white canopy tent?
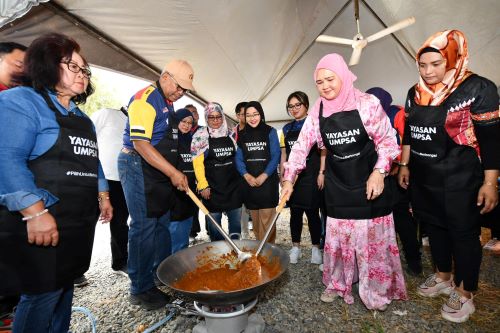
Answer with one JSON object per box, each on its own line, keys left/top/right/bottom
{"left": 1, "top": 0, "right": 499, "bottom": 126}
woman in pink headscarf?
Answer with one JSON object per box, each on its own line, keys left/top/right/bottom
{"left": 281, "top": 53, "right": 407, "bottom": 311}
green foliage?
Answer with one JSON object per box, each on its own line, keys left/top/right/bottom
{"left": 79, "top": 71, "right": 122, "bottom": 117}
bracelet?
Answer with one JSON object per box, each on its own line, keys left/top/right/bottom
{"left": 98, "top": 196, "right": 110, "bottom": 202}
{"left": 483, "top": 181, "right": 499, "bottom": 189}
{"left": 22, "top": 208, "right": 49, "bottom": 221}
{"left": 318, "top": 170, "right": 325, "bottom": 175}
{"left": 398, "top": 162, "right": 409, "bottom": 167}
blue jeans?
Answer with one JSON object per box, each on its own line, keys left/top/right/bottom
{"left": 13, "top": 287, "right": 73, "bottom": 333}
{"left": 206, "top": 207, "right": 242, "bottom": 241}
{"left": 118, "top": 151, "right": 171, "bottom": 295}
{"left": 168, "top": 217, "right": 193, "bottom": 253}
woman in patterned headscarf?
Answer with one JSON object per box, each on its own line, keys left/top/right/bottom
{"left": 281, "top": 53, "right": 407, "bottom": 311}
{"left": 398, "top": 30, "right": 500, "bottom": 323}
{"left": 191, "top": 102, "right": 242, "bottom": 241}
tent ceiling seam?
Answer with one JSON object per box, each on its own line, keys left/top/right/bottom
{"left": 258, "top": 0, "right": 352, "bottom": 103}
{"left": 45, "top": 1, "right": 207, "bottom": 105}
{"left": 360, "top": 0, "right": 416, "bottom": 59}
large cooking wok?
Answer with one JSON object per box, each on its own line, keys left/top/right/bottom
{"left": 157, "top": 239, "right": 289, "bottom": 305}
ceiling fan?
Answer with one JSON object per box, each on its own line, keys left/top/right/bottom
{"left": 316, "top": 0, "right": 415, "bottom": 66}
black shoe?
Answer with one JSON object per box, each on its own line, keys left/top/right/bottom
{"left": 74, "top": 275, "right": 89, "bottom": 287}
{"left": 112, "top": 265, "right": 128, "bottom": 277}
{"left": 405, "top": 261, "right": 423, "bottom": 277}
{"left": 129, "top": 287, "right": 169, "bottom": 310}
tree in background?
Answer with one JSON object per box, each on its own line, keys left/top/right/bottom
{"left": 80, "top": 70, "right": 122, "bottom": 117}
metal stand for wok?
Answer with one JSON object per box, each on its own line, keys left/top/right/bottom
{"left": 192, "top": 298, "right": 264, "bottom": 333}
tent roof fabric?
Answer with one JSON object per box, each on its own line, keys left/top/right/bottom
{"left": 1, "top": 0, "right": 498, "bottom": 126}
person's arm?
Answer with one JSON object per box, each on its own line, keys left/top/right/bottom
{"left": 359, "top": 95, "right": 399, "bottom": 200}
{"left": 317, "top": 148, "right": 326, "bottom": 190}
{"left": 128, "top": 98, "right": 187, "bottom": 190}
{"left": 470, "top": 78, "right": 500, "bottom": 214}
{"left": 134, "top": 140, "right": 186, "bottom": 189}
{"left": 398, "top": 145, "right": 411, "bottom": 189}
{"left": 263, "top": 128, "right": 281, "bottom": 177}
{"left": 0, "top": 95, "right": 59, "bottom": 212}
{"left": 235, "top": 140, "right": 258, "bottom": 186}
{"left": 279, "top": 131, "right": 287, "bottom": 182}
{"left": 281, "top": 115, "right": 320, "bottom": 200}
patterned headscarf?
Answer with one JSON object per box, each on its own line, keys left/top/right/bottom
{"left": 309, "top": 53, "right": 361, "bottom": 118}
{"left": 414, "top": 30, "right": 473, "bottom": 106}
{"left": 190, "top": 102, "right": 234, "bottom": 157}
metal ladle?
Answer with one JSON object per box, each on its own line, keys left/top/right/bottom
{"left": 187, "top": 189, "right": 252, "bottom": 262}
{"left": 254, "top": 196, "right": 288, "bottom": 257}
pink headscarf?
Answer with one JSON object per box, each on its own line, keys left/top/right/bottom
{"left": 309, "top": 53, "right": 361, "bottom": 118}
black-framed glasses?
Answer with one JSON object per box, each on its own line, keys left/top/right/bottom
{"left": 207, "top": 115, "right": 223, "bottom": 121}
{"left": 246, "top": 113, "right": 260, "bottom": 119}
{"left": 61, "top": 61, "right": 91, "bottom": 79}
{"left": 166, "top": 71, "right": 190, "bottom": 94}
{"left": 287, "top": 102, "right": 302, "bottom": 110}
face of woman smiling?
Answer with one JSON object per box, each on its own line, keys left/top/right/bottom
{"left": 56, "top": 51, "right": 89, "bottom": 98}
{"left": 315, "top": 68, "right": 342, "bottom": 100}
{"left": 245, "top": 107, "right": 261, "bottom": 128}
{"left": 287, "top": 97, "right": 307, "bottom": 120}
{"left": 178, "top": 116, "right": 193, "bottom": 134}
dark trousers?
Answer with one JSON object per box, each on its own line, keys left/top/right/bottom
{"left": 108, "top": 180, "right": 129, "bottom": 270}
{"left": 426, "top": 221, "right": 482, "bottom": 291}
{"left": 393, "top": 185, "right": 421, "bottom": 265}
{"left": 290, "top": 207, "right": 322, "bottom": 245}
{"left": 190, "top": 208, "right": 200, "bottom": 237}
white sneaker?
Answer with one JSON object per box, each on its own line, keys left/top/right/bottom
{"left": 289, "top": 246, "right": 301, "bottom": 264}
{"left": 311, "top": 247, "right": 323, "bottom": 264}
{"left": 441, "top": 291, "right": 475, "bottom": 323}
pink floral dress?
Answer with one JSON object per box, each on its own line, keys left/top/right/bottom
{"left": 283, "top": 93, "right": 408, "bottom": 309}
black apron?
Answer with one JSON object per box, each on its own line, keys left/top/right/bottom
{"left": 141, "top": 83, "right": 178, "bottom": 218}
{"left": 406, "top": 89, "right": 482, "bottom": 228}
{"left": 0, "top": 92, "right": 99, "bottom": 295}
{"left": 284, "top": 121, "right": 321, "bottom": 209}
{"left": 319, "top": 103, "right": 395, "bottom": 219}
{"left": 170, "top": 137, "right": 197, "bottom": 221}
{"left": 238, "top": 125, "right": 279, "bottom": 210}
{"left": 203, "top": 129, "right": 242, "bottom": 212}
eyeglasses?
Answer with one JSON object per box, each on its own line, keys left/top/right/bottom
{"left": 61, "top": 61, "right": 91, "bottom": 79}
{"left": 246, "top": 113, "right": 260, "bottom": 119}
{"left": 166, "top": 72, "right": 190, "bottom": 95}
{"left": 207, "top": 115, "right": 223, "bottom": 121}
{"left": 287, "top": 102, "right": 303, "bottom": 110}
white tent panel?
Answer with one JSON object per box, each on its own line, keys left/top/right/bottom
{"left": 1, "top": 0, "right": 498, "bottom": 125}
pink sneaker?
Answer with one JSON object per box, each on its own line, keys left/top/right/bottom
{"left": 417, "top": 274, "right": 453, "bottom": 297}
{"left": 441, "top": 291, "right": 475, "bottom": 323}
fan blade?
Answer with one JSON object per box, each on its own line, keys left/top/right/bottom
{"left": 316, "top": 35, "right": 353, "bottom": 46}
{"left": 349, "top": 46, "right": 363, "bottom": 66}
{"left": 365, "top": 17, "right": 416, "bottom": 43}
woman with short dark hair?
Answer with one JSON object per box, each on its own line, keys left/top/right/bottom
{"left": 0, "top": 33, "right": 112, "bottom": 333}
{"left": 280, "top": 91, "right": 324, "bottom": 265}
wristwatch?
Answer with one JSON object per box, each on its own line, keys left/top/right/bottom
{"left": 376, "top": 168, "right": 386, "bottom": 175}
